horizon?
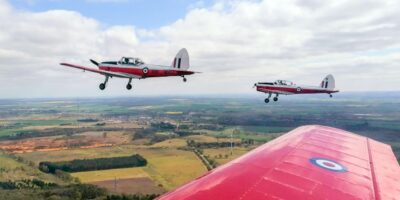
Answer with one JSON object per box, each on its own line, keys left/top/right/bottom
{"left": 1, "top": 90, "right": 400, "bottom": 100}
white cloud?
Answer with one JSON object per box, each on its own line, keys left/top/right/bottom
{"left": 0, "top": 0, "right": 400, "bottom": 98}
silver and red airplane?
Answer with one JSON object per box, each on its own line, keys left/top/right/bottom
{"left": 61, "top": 48, "right": 197, "bottom": 90}
{"left": 254, "top": 74, "right": 339, "bottom": 103}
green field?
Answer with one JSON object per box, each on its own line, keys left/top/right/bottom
{"left": 0, "top": 152, "right": 64, "bottom": 184}
{"left": 20, "top": 144, "right": 207, "bottom": 190}
{"left": 0, "top": 119, "right": 76, "bottom": 137}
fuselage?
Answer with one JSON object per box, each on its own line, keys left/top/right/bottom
{"left": 255, "top": 82, "right": 339, "bottom": 95}
{"left": 98, "top": 63, "right": 194, "bottom": 78}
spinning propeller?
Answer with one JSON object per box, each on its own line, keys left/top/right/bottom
{"left": 90, "top": 59, "right": 99, "bottom": 66}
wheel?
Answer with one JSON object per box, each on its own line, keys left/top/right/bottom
{"left": 99, "top": 83, "right": 106, "bottom": 90}
{"left": 183, "top": 77, "right": 187, "bottom": 82}
{"left": 126, "top": 84, "right": 132, "bottom": 90}
{"left": 296, "top": 87, "right": 302, "bottom": 92}
{"left": 329, "top": 94, "right": 333, "bottom": 98}
{"left": 273, "top": 97, "right": 278, "bottom": 102}
{"left": 264, "top": 98, "right": 270, "bottom": 103}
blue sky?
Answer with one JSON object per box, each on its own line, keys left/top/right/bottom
{"left": 11, "top": 0, "right": 215, "bottom": 29}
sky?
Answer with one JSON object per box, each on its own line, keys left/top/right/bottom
{"left": 0, "top": 0, "right": 400, "bottom": 98}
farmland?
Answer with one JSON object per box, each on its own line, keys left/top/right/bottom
{"left": 0, "top": 93, "right": 400, "bottom": 198}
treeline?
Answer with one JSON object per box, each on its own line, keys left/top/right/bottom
{"left": 151, "top": 122, "right": 176, "bottom": 130}
{"left": 134, "top": 122, "right": 200, "bottom": 144}
{"left": 187, "top": 140, "right": 242, "bottom": 149}
{"left": 106, "top": 194, "right": 159, "bottom": 200}
{"left": 77, "top": 118, "right": 99, "bottom": 122}
{"left": 0, "top": 179, "right": 57, "bottom": 190}
{"left": 0, "top": 127, "right": 124, "bottom": 141}
{"left": 0, "top": 181, "right": 159, "bottom": 200}
{"left": 39, "top": 154, "right": 147, "bottom": 173}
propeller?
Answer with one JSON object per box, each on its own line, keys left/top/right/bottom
{"left": 90, "top": 59, "right": 99, "bottom": 66}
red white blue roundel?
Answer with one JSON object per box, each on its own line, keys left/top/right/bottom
{"left": 310, "top": 158, "right": 347, "bottom": 172}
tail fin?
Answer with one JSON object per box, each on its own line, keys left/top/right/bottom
{"left": 171, "top": 48, "right": 189, "bottom": 70}
{"left": 320, "top": 74, "right": 335, "bottom": 90}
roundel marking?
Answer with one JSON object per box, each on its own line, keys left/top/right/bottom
{"left": 310, "top": 157, "right": 347, "bottom": 173}
{"left": 142, "top": 67, "right": 149, "bottom": 74}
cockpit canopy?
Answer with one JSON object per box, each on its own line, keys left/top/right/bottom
{"left": 274, "top": 80, "right": 294, "bottom": 86}
{"left": 119, "top": 57, "right": 144, "bottom": 65}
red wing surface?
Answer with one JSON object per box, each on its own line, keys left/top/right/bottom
{"left": 158, "top": 125, "right": 400, "bottom": 200}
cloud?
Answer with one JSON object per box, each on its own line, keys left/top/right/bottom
{"left": 0, "top": 0, "right": 400, "bottom": 98}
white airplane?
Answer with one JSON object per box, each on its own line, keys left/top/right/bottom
{"left": 254, "top": 74, "right": 339, "bottom": 103}
{"left": 61, "top": 48, "right": 198, "bottom": 90}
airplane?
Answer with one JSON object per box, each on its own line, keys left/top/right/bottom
{"left": 60, "top": 48, "right": 197, "bottom": 91}
{"left": 157, "top": 125, "right": 400, "bottom": 200}
{"left": 254, "top": 74, "right": 339, "bottom": 103}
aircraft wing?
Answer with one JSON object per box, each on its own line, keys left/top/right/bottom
{"left": 257, "top": 88, "right": 294, "bottom": 95}
{"left": 60, "top": 63, "right": 141, "bottom": 79}
{"left": 158, "top": 125, "right": 400, "bottom": 200}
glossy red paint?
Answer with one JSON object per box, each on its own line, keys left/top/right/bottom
{"left": 158, "top": 125, "right": 400, "bottom": 200}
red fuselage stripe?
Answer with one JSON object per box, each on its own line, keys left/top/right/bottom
{"left": 99, "top": 66, "right": 194, "bottom": 78}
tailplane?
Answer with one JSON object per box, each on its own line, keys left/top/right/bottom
{"left": 171, "top": 48, "right": 190, "bottom": 70}
{"left": 320, "top": 74, "right": 335, "bottom": 90}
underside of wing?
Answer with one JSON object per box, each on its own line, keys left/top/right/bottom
{"left": 158, "top": 125, "right": 400, "bottom": 200}
{"left": 258, "top": 88, "right": 293, "bottom": 95}
{"left": 60, "top": 63, "right": 141, "bottom": 79}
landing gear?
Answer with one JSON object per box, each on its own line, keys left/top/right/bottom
{"left": 99, "top": 83, "right": 106, "bottom": 90}
{"left": 264, "top": 93, "right": 272, "bottom": 104}
{"left": 183, "top": 76, "right": 187, "bottom": 82}
{"left": 273, "top": 94, "right": 279, "bottom": 102}
{"left": 126, "top": 84, "right": 132, "bottom": 90}
{"left": 265, "top": 93, "right": 279, "bottom": 103}
{"left": 329, "top": 94, "right": 333, "bottom": 98}
{"left": 126, "top": 78, "right": 133, "bottom": 90}
{"left": 99, "top": 76, "right": 109, "bottom": 90}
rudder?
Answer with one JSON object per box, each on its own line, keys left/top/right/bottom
{"left": 320, "top": 74, "right": 335, "bottom": 90}
{"left": 171, "top": 48, "right": 190, "bottom": 70}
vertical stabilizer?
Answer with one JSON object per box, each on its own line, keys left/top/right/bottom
{"left": 320, "top": 74, "right": 335, "bottom": 90}
{"left": 171, "top": 48, "right": 190, "bottom": 70}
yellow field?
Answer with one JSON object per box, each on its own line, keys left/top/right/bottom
{"left": 20, "top": 145, "right": 207, "bottom": 190}
{"left": 72, "top": 167, "right": 148, "bottom": 183}
{"left": 184, "top": 135, "right": 241, "bottom": 143}
{"left": 136, "top": 148, "right": 207, "bottom": 190}
{"left": 165, "top": 112, "right": 183, "bottom": 115}
{"left": 151, "top": 138, "right": 187, "bottom": 148}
